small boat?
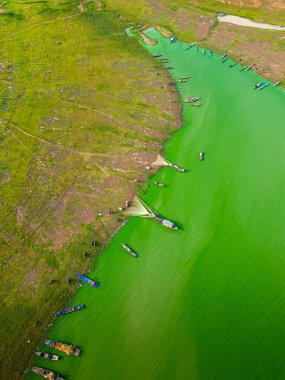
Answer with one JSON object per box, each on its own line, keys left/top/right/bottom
{"left": 121, "top": 243, "right": 139, "bottom": 258}
{"left": 177, "top": 79, "right": 187, "bottom": 83}
{"left": 220, "top": 53, "right": 227, "bottom": 60}
{"left": 180, "top": 76, "right": 191, "bottom": 79}
{"left": 229, "top": 63, "right": 236, "bottom": 68}
{"left": 165, "top": 66, "right": 173, "bottom": 69}
{"left": 35, "top": 352, "right": 59, "bottom": 360}
{"left": 184, "top": 97, "right": 200, "bottom": 103}
{"left": 273, "top": 81, "right": 281, "bottom": 87}
{"left": 186, "top": 44, "right": 193, "bottom": 50}
{"left": 257, "top": 83, "right": 270, "bottom": 90}
{"left": 170, "top": 37, "right": 177, "bottom": 43}
{"left": 195, "top": 46, "right": 198, "bottom": 52}
{"left": 154, "top": 181, "right": 166, "bottom": 187}
{"left": 149, "top": 213, "right": 178, "bottom": 230}
{"left": 76, "top": 273, "right": 99, "bottom": 288}
{"left": 44, "top": 340, "right": 80, "bottom": 356}
{"left": 244, "top": 65, "right": 252, "bottom": 71}
{"left": 178, "top": 41, "right": 182, "bottom": 46}
{"left": 221, "top": 57, "right": 228, "bottom": 63}
{"left": 190, "top": 103, "right": 202, "bottom": 107}
{"left": 55, "top": 305, "right": 84, "bottom": 317}
{"left": 240, "top": 67, "right": 246, "bottom": 71}
{"left": 202, "top": 49, "right": 205, "bottom": 55}
{"left": 153, "top": 54, "right": 162, "bottom": 58}
{"left": 209, "top": 50, "right": 213, "bottom": 57}
{"left": 254, "top": 82, "right": 263, "bottom": 89}
{"left": 199, "top": 152, "right": 204, "bottom": 161}
{"left": 32, "top": 367, "right": 64, "bottom": 380}
{"left": 159, "top": 58, "right": 168, "bottom": 63}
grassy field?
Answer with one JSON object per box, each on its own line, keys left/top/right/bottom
{"left": 0, "top": 2, "right": 179, "bottom": 378}
{"left": 0, "top": 0, "right": 284, "bottom": 378}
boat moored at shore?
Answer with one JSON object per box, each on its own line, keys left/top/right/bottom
{"left": 154, "top": 181, "right": 166, "bottom": 187}
{"left": 199, "top": 152, "right": 204, "bottom": 160}
{"left": 55, "top": 305, "right": 84, "bottom": 317}
{"left": 35, "top": 352, "right": 59, "bottom": 360}
{"left": 149, "top": 213, "right": 178, "bottom": 230}
{"left": 44, "top": 340, "right": 80, "bottom": 356}
{"left": 32, "top": 367, "right": 65, "bottom": 380}
{"left": 184, "top": 97, "right": 200, "bottom": 103}
{"left": 76, "top": 273, "right": 99, "bottom": 287}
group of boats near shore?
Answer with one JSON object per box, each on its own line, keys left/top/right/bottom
{"left": 169, "top": 36, "right": 282, "bottom": 90}
{"left": 30, "top": 30, "right": 279, "bottom": 379}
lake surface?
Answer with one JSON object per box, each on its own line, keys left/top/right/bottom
{"left": 26, "top": 29, "right": 285, "bottom": 380}
{"left": 218, "top": 14, "right": 285, "bottom": 31}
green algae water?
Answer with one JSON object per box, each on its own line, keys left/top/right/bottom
{"left": 27, "top": 29, "right": 285, "bottom": 380}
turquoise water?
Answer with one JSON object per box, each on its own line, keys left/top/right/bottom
{"left": 27, "top": 30, "right": 285, "bottom": 380}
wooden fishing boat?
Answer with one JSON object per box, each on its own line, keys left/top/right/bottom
{"left": 149, "top": 213, "right": 178, "bottom": 230}
{"left": 184, "top": 97, "right": 200, "bottom": 103}
{"left": 273, "top": 81, "right": 281, "bottom": 87}
{"left": 55, "top": 305, "right": 84, "bottom": 317}
{"left": 44, "top": 340, "right": 80, "bottom": 356}
{"left": 35, "top": 352, "right": 59, "bottom": 360}
{"left": 154, "top": 181, "right": 166, "bottom": 187}
{"left": 76, "top": 273, "right": 99, "bottom": 287}
{"left": 31, "top": 367, "right": 65, "bottom": 380}
{"left": 121, "top": 244, "right": 139, "bottom": 258}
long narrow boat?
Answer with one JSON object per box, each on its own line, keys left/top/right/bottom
{"left": 229, "top": 63, "right": 236, "bottom": 68}
{"left": 121, "top": 243, "right": 139, "bottom": 258}
{"left": 257, "top": 83, "right": 270, "bottom": 90}
{"left": 76, "top": 273, "right": 99, "bottom": 287}
{"left": 273, "top": 81, "right": 281, "bottom": 87}
{"left": 44, "top": 340, "right": 80, "bottom": 356}
{"left": 209, "top": 50, "right": 213, "bottom": 56}
{"left": 199, "top": 152, "right": 204, "bottom": 161}
{"left": 32, "top": 367, "right": 65, "bottom": 380}
{"left": 35, "top": 352, "right": 59, "bottom": 360}
{"left": 220, "top": 53, "right": 227, "bottom": 60}
{"left": 170, "top": 37, "right": 177, "bottom": 43}
{"left": 184, "top": 97, "right": 200, "bottom": 103}
{"left": 55, "top": 305, "right": 84, "bottom": 317}
{"left": 185, "top": 44, "right": 193, "bottom": 50}
{"left": 149, "top": 213, "right": 179, "bottom": 230}
{"left": 154, "top": 181, "right": 166, "bottom": 187}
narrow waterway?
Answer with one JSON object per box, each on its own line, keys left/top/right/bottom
{"left": 27, "top": 29, "right": 285, "bottom": 380}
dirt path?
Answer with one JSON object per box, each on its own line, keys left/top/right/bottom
{"left": 7, "top": 122, "right": 110, "bottom": 176}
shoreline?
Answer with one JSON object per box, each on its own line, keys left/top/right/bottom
{"left": 26, "top": 26, "right": 285, "bottom": 380}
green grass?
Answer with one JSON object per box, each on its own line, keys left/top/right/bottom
{"left": 0, "top": 2, "right": 178, "bottom": 378}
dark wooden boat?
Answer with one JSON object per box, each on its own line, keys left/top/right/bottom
{"left": 35, "top": 352, "right": 59, "bottom": 360}
{"left": 31, "top": 367, "right": 65, "bottom": 380}
{"left": 44, "top": 340, "right": 80, "bottom": 356}
{"left": 55, "top": 305, "right": 84, "bottom": 317}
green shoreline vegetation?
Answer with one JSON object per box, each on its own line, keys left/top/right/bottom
{"left": 26, "top": 28, "right": 285, "bottom": 380}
